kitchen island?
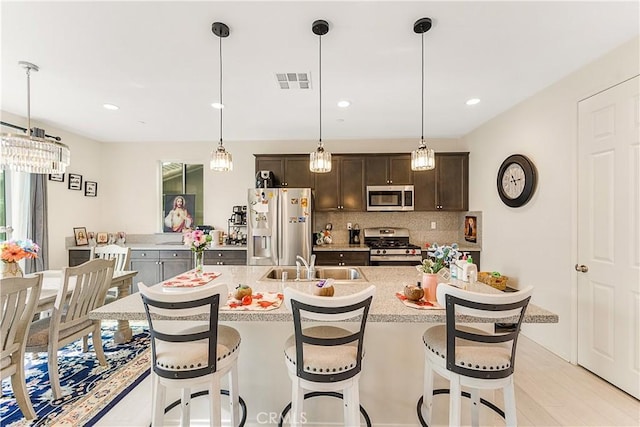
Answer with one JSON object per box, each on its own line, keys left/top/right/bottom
{"left": 91, "top": 265, "right": 557, "bottom": 426}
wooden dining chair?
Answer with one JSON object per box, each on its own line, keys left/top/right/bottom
{"left": 1, "top": 274, "right": 43, "bottom": 420}
{"left": 91, "top": 244, "right": 131, "bottom": 271}
{"left": 24, "top": 258, "right": 115, "bottom": 399}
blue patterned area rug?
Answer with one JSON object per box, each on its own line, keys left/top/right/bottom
{"left": 1, "top": 324, "right": 150, "bottom": 426}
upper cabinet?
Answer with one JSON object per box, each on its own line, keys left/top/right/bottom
{"left": 414, "top": 152, "right": 469, "bottom": 211}
{"left": 314, "top": 155, "right": 365, "bottom": 212}
{"left": 254, "top": 155, "right": 313, "bottom": 188}
{"left": 365, "top": 154, "right": 413, "bottom": 186}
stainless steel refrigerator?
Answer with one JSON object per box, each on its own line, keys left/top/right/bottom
{"left": 247, "top": 188, "right": 312, "bottom": 266}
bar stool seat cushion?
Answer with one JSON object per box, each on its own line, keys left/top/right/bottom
{"left": 423, "top": 325, "right": 511, "bottom": 372}
{"left": 155, "top": 325, "right": 240, "bottom": 372}
{"left": 284, "top": 326, "right": 360, "bottom": 374}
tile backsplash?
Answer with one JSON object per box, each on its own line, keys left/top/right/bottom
{"left": 314, "top": 211, "right": 482, "bottom": 250}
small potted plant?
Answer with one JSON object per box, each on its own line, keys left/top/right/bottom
{"left": 416, "top": 243, "right": 459, "bottom": 300}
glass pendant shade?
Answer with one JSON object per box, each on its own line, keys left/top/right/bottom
{"left": 1, "top": 133, "right": 70, "bottom": 174}
{"left": 1, "top": 61, "right": 71, "bottom": 174}
{"left": 210, "top": 142, "right": 233, "bottom": 171}
{"left": 411, "top": 140, "right": 435, "bottom": 171}
{"left": 309, "top": 143, "right": 332, "bottom": 173}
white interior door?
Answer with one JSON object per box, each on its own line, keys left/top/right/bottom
{"left": 577, "top": 76, "right": 640, "bottom": 399}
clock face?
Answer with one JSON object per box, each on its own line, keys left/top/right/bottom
{"left": 501, "top": 163, "right": 526, "bottom": 199}
{"left": 497, "top": 154, "right": 537, "bottom": 207}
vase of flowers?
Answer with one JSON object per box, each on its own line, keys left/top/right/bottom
{"left": 416, "top": 243, "right": 459, "bottom": 300}
{"left": 183, "top": 230, "right": 212, "bottom": 275}
{"left": 1, "top": 239, "right": 39, "bottom": 279}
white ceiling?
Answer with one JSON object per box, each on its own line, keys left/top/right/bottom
{"left": 1, "top": 1, "right": 638, "bottom": 144}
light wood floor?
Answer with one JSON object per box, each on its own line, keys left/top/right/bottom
{"left": 98, "top": 334, "right": 640, "bottom": 426}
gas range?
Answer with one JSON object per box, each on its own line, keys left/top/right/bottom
{"left": 364, "top": 227, "right": 422, "bottom": 265}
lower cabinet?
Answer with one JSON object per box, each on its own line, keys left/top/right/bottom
{"left": 204, "top": 249, "right": 247, "bottom": 266}
{"left": 314, "top": 251, "right": 370, "bottom": 266}
{"left": 68, "top": 249, "right": 91, "bottom": 267}
{"left": 129, "top": 250, "right": 193, "bottom": 292}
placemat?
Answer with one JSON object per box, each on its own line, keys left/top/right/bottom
{"left": 221, "top": 292, "right": 284, "bottom": 311}
{"left": 162, "top": 271, "right": 221, "bottom": 288}
{"left": 395, "top": 292, "right": 442, "bottom": 310}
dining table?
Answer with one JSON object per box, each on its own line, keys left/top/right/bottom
{"left": 32, "top": 269, "right": 138, "bottom": 344}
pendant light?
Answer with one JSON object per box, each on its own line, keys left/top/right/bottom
{"left": 210, "top": 22, "right": 233, "bottom": 172}
{"left": 309, "top": 19, "right": 332, "bottom": 173}
{"left": 1, "top": 61, "right": 70, "bottom": 174}
{"left": 411, "top": 17, "right": 436, "bottom": 171}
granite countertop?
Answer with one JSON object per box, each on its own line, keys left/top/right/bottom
{"left": 91, "top": 265, "right": 557, "bottom": 324}
{"left": 69, "top": 244, "right": 247, "bottom": 251}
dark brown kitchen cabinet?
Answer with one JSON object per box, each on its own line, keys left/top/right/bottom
{"left": 365, "top": 154, "right": 413, "bottom": 186}
{"left": 129, "top": 250, "right": 193, "bottom": 292}
{"left": 314, "top": 155, "right": 365, "bottom": 212}
{"left": 204, "top": 249, "right": 247, "bottom": 266}
{"left": 314, "top": 250, "right": 370, "bottom": 266}
{"left": 254, "top": 155, "right": 313, "bottom": 188}
{"left": 414, "top": 152, "right": 469, "bottom": 211}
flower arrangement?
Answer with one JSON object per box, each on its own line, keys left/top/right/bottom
{"left": 1, "top": 239, "right": 39, "bottom": 263}
{"left": 416, "top": 243, "right": 459, "bottom": 274}
{"left": 183, "top": 230, "right": 212, "bottom": 253}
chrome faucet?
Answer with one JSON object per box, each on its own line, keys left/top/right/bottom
{"left": 296, "top": 255, "right": 316, "bottom": 280}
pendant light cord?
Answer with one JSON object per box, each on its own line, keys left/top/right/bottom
{"left": 26, "top": 66, "right": 32, "bottom": 137}
{"left": 319, "top": 33, "right": 322, "bottom": 145}
{"left": 219, "top": 34, "right": 223, "bottom": 145}
{"left": 421, "top": 31, "right": 424, "bottom": 142}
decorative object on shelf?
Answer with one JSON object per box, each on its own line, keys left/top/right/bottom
{"left": 49, "top": 173, "right": 64, "bottom": 182}
{"left": 497, "top": 154, "right": 538, "bottom": 207}
{"left": 84, "top": 181, "right": 97, "bottom": 197}
{"left": 183, "top": 229, "right": 212, "bottom": 275}
{"left": 87, "top": 231, "right": 97, "bottom": 247}
{"left": 1, "top": 238, "right": 39, "bottom": 278}
{"left": 116, "top": 231, "right": 126, "bottom": 245}
{"left": 411, "top": 17, "right": 436, "bottom": 172}
{"left": 96, "top": 232, "right": 108, "bottom": 245}
{"left": 210, "top": 22, "right": 233, "bottom": 172}
{"left": 1, "top": 61, "right": 70, "bottom": 174}
{"left": 309, "top": 19, "right": 332, "bottom": 173}
{"left": 68, "top": 173, "right": 83, "bottom": 190}
{"left": 73, "top": 227, "right": 89, "bottom": 246}
{"left": 464, "top": 215, "right": 477, "bottom": 243}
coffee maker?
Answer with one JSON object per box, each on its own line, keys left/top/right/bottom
{"left": 348, "top": 224, "right": 361, "bottom": 245}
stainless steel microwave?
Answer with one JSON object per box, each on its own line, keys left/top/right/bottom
{"left": 366, "top": 185, "right": 414, "bottom": 211}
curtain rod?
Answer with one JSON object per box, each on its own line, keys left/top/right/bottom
{"left": 0, "top": 120, "right": 62, "bottom": 141}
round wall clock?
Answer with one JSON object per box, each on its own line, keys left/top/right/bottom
{"left": 497, "top": 154, "right": 537, "bottom": 207}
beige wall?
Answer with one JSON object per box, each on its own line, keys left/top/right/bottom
{"left": 464, "top": 36, "right": 640, "bottom": 360}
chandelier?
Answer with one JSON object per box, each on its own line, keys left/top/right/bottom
{"left": 210, "top": 22, "right": 233, "bottom": 172}
{"left": 411, "top": 18, "right": 436, "bottom": 172}
{"left": 309, "top": 19, "right": 332, "bottom": 173}
{"left": 1, "top": 61, "right": 70, "bottom": 174}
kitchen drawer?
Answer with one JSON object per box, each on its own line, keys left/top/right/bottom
{"left": 204, "top": 250, "right": 247, "bottom": 265}
{"left": 314, "top": 251, "right": 369, "bottom": 266}
{"left": 130, "top": 250, "right": 159, "bottom": 260}
{"left": 159, "top": 250, "right": 192, "bottom": 260}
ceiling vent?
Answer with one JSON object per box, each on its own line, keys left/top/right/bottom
{"left": 275, "top": 72, "right": 311, "bottom": 89}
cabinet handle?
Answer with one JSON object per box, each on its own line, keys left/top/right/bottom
{"left": 141, "top": 253, "right": 146, "bottom": 257}
{"left": 339, "top": 253, "right": 343, "bottom": 257}
{"left": 173, "top": 253, "right": 178, "bottom": 257}
{"left": 218, "top": 253, "right": 222, "bottom": 257}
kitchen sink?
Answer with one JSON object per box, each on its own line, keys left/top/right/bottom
{"left": 259, "top": 266, "right": 367, "bottom": 283}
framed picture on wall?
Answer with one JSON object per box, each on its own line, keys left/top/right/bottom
{"left": 464, "top": 215, "right": 477, "bottom": 243}
{"left": 68, "top": 173, "right": 83, "bottom": 190}
{"left": 73, "top": 227, "right": 89, "bottom": 246}
{"left": 49, "top": 173, "right": 64, "bottom": 182}
{"left": 162, "top": 194, "right": 195, "bottom": 233}
{"left": 85, "top": 181, "right": 97, "bottom": 197}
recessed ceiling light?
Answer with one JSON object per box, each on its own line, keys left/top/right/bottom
{"left": 211, "top": 102, "right": 224, "bottom": 109}
{"left": 465, "top": 98, "right": 481, "bottom": 106}
{"left": 337, "top": 100, "right": 351, "bottom": 108}
{"left": 103, "top": 103, "right": 119, "bottom": 110}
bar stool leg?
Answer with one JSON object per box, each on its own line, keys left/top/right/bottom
{"left": 208, "top": 376, "right": 222, "bottom": 427}
{"left": 449, "top": 375, "right": 462, "bottom": 427}
{"left": 181, "top": 388, "right": 191, "bottom": 426}
{"left": 470, "top": 388, "right": 480, "bottom": 427}
{"left": 422, "top": 361, "right": 434, "bottom": 424}
{"left": 290, "top": 379, "right": 304, "bottom": 427}
{"left": 228, "top": 364, "right": 240, "bottom": 427}
{"left": 152, "top": 374, "right": 166, "bottom": 427}
{"left": 345, "top": 383, "right": 361, "bottom": 426}
{"left": 504, "top": 378, "right": 517, "bottom": 427}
